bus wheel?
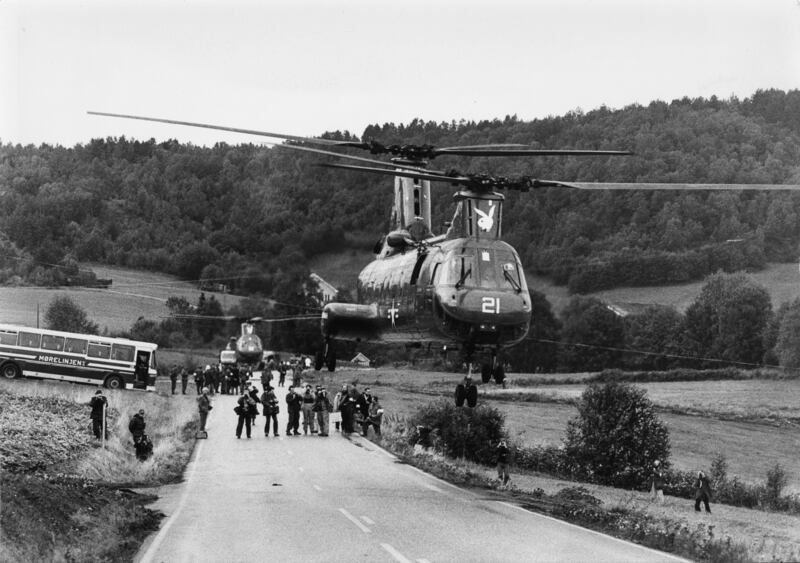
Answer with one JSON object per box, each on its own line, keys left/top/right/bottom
{"left": 105, "top": 375, "right": 125, "bottom": 390}
{"left": 1, "top": 362, "right": 21, "bottom": 379}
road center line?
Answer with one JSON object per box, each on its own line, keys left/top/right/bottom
{"left": 361, "top": 515, "right": 375, "bottom": 525}
{"left": 380, "top": 543, "right": 412, "bottom": 563}
{"left": 313, "top": 484, "right": 322, "bottom": 491}
{"left": 339, "top": 508, "right": 371, "bottom": 533}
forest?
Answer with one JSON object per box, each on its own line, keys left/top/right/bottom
{"left": 2, "top": 88, "right": 800, "bottom": 299}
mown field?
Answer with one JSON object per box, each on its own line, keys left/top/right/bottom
{"left": 0, "top": 264, "right": 239, "bottom": 334}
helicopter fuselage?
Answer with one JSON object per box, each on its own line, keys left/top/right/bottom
{"left": 321, "top": 190, "right": 531, "bottom": 354}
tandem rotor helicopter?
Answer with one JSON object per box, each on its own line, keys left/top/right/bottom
{"left": 90, "top": 111, "right": 800, "bottom": 402}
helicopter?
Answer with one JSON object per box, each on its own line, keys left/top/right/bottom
{"left": 89, "top": 111, "right": 800, "bottom": 401}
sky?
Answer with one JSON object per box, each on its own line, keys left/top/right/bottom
{"left": 2, "top": 0, "right": 799, "bottom": 148}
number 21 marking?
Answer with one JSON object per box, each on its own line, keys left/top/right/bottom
{"left": 482, "top": 297, "right": 500, "bottom": 314}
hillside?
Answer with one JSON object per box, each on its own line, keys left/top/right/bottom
{"left": 0, "top": 265, "right": 239, "bottom": 334}
{"left": 3, "top": 89, "right": 800, "bottom": 299}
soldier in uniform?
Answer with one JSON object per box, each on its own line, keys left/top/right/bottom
{"left": 88, "top": 389, "right": 108, "bottom": 439}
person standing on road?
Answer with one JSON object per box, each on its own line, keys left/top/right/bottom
{"left": 332, "top": 385, "right": 346, "bottom": 432}
{"left": 301, "top": 385, "right": 317, "bottom": 435}
{"left": 285, "top": 385, "right": 302, "bottom": 435}
{"left": 236, "top": 389, "right": 256, "bottom": 439}
{"left": 198, "top": 387, "right": 212, "bottom": 433}
{"left": 694, "top": 471, "right": 712, "bottom": 513}
{"left": 261, "top": 385, "right": 280, "bottom": 437}
{"left": 194, "top": 368, "right": 204, "bottom": 395}
{"left": 650, "top": 460, "right": 665, "bottom": 504}
{"left": 180, "top": 367, "right": 189, "bottom": 395}
{"left": 340, "top": 387, "right": 357, "bottom": 435}
{"left": 169, "top": 365, "right": 179, "bottom": 395}
{"left": 496, "top": 440, "right": 511, "bottom": 486}
{"left": 88, "top": 389, "right": 108, "bottom": 440}
{"left": 314, "top": 387, "right": 332, "bottom": 436}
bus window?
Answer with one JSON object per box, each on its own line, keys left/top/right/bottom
{"left": 150, "top": 350, "right": 158, "bottom": 370}
{"left": 87, "top": 342, "right": 111, "bottom": 359}
{"left": 0, "top": 330, "right": 17, "bottom": 345}
{"left": 64, "top": 338, "right": 87, "bottom": 355}
{"left": 41, "top": 334, "right": 65, "bottom": 352}
{"left": 112, "top": 344, "right": 135, "bottom": 362}
{"left": 19, "top": 332, "right": 42, "bottom": 349}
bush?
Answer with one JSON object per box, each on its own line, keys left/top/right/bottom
{"left": 765, "top": 463, "right": 788, "bottom": 507}
{"left": 408, "top": 399, "right": 506, "bottom": 465}
{"left": 563, "top": 382, "right": 670, "bottom": 488}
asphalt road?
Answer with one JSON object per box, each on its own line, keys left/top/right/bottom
{"left": 135, "top": 383, "right": 686, "bottom": 563}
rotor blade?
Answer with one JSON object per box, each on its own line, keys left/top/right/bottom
{"left": 168, "top": 314, "right": 319, "bottom": 323}
{"left": 88, "top": 111, "right": 349, "bottom": 146}
{"left": 320, "top": 163, "right": 470, "bottom": 184}
{"left": 566, "top": 182, "right": 800, "bottom": 190}
{"left": 433, "top": 148, "right": 633, "bottom": 157}
{"left": 276, "top": 143, "right": 436, "bottom": 174}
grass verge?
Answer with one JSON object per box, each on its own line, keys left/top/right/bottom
{"left": 0, "top": 378, "right": 199, "bottom": 562}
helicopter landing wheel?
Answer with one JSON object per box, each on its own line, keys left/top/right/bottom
{"left": 325, "top": 348, "right": 336, "bottom": 372}
{"left": 480, "top": 363, "right": 492, "bottom": 384}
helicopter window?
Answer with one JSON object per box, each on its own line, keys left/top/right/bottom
{"left": 444, "top": 252, "right": 474, "bottom": 288}
{"left": 478, "top": 249, "right": 499, "bottom": 288}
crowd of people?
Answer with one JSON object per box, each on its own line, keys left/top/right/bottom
{"left": 169, "top": 360, "right": 296, "bottom": 396}
{"left": 230, "top": 379, "right": 384, "bottom": 439}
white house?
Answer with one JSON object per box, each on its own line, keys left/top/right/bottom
{"left": 309, "top": 273, "right": 338, "bottom": 304}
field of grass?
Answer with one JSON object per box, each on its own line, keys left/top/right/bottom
{"left": 316, "top": 367, "right": 800, "bottom": 495}
{"left": 0, "top": 264, "right": 240, "bottom": 333}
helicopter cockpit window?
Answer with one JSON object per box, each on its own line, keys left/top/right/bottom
{"left": 442, "top": 251, "right": 474, "bottom": 288}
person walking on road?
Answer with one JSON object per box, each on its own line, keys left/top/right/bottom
{"left": 261, "top": 385, "right": 280, "bottom": 437}
{"left": 236, "top": 390, "right": 256, "bottom": 439}
{"left": 88, "top": 389, "right": 108, "bottom": 440}
{"left": 313, "top": 387, "right": 332, "bottom": 436}
{"left": 285, "top": 385, "right": 302, "bottom": 435}
{"left": 694, "top": 471, "right": 712, "bottom": 513}
{"left": 198, "top": 387, "right": 212, "bottom": 433}
{"left": 301, "top": 385, "right": 317, "bottom": 435}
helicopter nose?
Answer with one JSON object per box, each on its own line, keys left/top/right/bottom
{"left": 439, "top": 288, "right": 531, "bottom": 324}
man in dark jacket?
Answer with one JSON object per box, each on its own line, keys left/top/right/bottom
{"left": 89, "top": 389, "right": 108, "bottom": 439}
{"left": 169, "top": 365, "right": 179, "bottom": 394}
{"left": 339, "top": 388, "right": 357, "bottom": 435}
{"left": 285, "top": 385, "right": 302, "bottom": 435}
{"left": 129, "top": 409, "right": 146, "bottom": 443}
{"left": 261, "top": 386, "right": 279, "bottom": 437}
{"left": 695, "top": 471, "right": 712, "bottom": 513}
{"left": 180, "top": 367, "right": 189, "bottom": 394}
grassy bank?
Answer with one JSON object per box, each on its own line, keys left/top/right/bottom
{"left": 0, "top": 378, "right": 199, "bottom": 562}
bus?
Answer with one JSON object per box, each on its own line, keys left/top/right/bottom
{"left": 0, "top": 323, "right": 158, "bottom": 390}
